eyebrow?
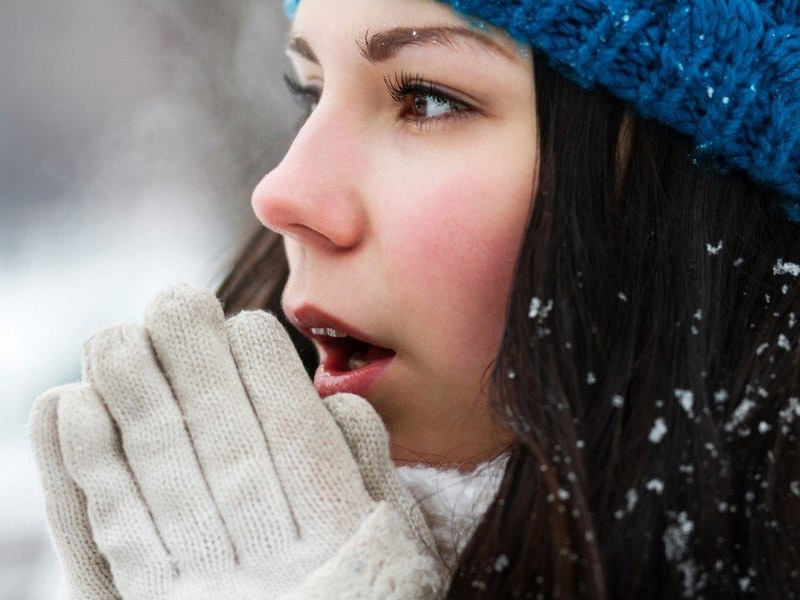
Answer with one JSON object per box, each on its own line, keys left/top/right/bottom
{"left": 286, "top": 25, "right": 514, "bottom": 65}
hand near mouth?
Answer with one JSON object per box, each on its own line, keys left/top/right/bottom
{"left": 29, "top": 283, "right": 447, "bottom": 599}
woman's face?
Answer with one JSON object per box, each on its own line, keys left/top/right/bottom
{"left": 252, "top": 0, "right": 537, "bottom": 468}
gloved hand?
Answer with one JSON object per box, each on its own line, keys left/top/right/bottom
{"left": 29, "top": 284, "right": 446, "bottom": 599}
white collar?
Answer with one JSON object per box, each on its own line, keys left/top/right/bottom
{"left": 395, "top": 452, "right": 510, "bottom": 572}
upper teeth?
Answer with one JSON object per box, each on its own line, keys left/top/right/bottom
{"left": 311, "top": 327, "right": 348, "bottom": 338}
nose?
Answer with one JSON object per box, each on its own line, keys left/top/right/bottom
{"left": 251, "top": 107, "right": 367, "bottom": 252}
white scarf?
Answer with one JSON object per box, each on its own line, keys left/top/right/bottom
{"left": 395, "top": 452, "right": 511, "bottom": 572}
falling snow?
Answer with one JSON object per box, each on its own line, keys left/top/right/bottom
{"left": 663, "top": 512, "right": 694, "bottom": 561}
{"left": 529, "top": 297, "right": 554, "bottom": 319}
{"left": 714, "top": 389, "right": 729, "bottom": 404}
{"left": 739, "top": 577, "right": 751, "bottom": 592}
{"left": 494, "top": 554, "right": 510, "bottom": 573}
{"left": 774, "top": 259, "right": 800, "bottom": 277}
{"left": 612, "top": 394, "right": 625, "bottom": 408}
{"left": 649, "top": 418, "right": 668, "bottom": 443}
{"left": 618, "top": 292, "right": 628, "bottom": 302}
{"left": 626, "top": 488, "right": 639, "bottom": 512}
{"left": 586, "top": 372, "right": 597, "bottom": 385}
{"left": 779, "top": 397, "right": 800, "bottom": 424}
{"left": 756, "top": 342, "right": 769, "bottom": 356}
{"left": 733, "top": 257, "right": 745, "bottom": 267}
{"left": 778, "top": 334, "right": 791, "bottom": 350}
{"left": 646, "top": 479, "right": 665, "bottom": 494}
{"left": 790, "top": 481, "right": 800, "bottom": 497}
{"left": 678, "top": 559, "right": 702, "bottom": 598}
{"left": 726, "top": 399, "right": 756, "bottom": 432}
{"left": 706, "top": 240, "right": 723, "bottom": 255}
{"left": 675, "top": 389, "right": 694, "bottom": 415}
{"left": 470, "top": 580, "right": 487, "bottom": 590}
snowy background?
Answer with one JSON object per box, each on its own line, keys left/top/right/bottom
{"left": 1, "top": 2, "right": 297, "bottom": 597}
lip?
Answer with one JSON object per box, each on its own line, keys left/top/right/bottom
{"left": 285, "top": 304, "right": 395, "bottom": 397}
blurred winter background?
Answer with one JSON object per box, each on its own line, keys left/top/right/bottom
{"left": 0, "top": 1, "right": 298, "bottom": 597}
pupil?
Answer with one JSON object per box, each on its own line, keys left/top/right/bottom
{"left": 413, "top": 95, "right": 427, "bottom": 116}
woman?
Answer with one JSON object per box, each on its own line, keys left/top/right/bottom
{"left": 31, "top": 0, "right": 800, "bottom": 598}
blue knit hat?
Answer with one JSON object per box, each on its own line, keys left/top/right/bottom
{"left": 283, "top": 0, "right": 800, "bottom": 222}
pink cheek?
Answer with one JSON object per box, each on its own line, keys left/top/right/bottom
{"left": 386, "top": 179, "right": 526, "bottom": 358}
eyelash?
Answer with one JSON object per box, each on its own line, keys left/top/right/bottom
{"left": 283, "top": 72, "right": 320, "bottom": 122}
{"left": 383, "top": 71, "right": 475, "bottom": 130}
{"left": 283, "top": 70, "right": 476, "bottom": 131}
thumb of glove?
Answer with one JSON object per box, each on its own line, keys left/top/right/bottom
{"left": 321, "top": 393, "right": 443, "bottom": 566}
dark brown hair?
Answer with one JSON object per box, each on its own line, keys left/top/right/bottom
{"left": 216, "top": 52, "right": 800, "bottom": 598}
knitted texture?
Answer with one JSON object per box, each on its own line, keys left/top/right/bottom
{"left": 284, "top": 0, "right": 800, "bottom": 222}
{"left": 28, "top": 384, "right": 119, "bottom": 599}
{"left": 29, "top": 284, "right": 447, "bottom": 599}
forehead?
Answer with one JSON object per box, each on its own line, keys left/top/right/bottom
{"left": 290, "top": 0, "right": 528, "bottom": 64}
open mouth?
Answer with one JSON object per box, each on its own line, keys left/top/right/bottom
{"left": 285, "top": 305, "right": 397, "bottom": 397}
{"left": 310, "top": 327, "right": 396, "bottom": 373}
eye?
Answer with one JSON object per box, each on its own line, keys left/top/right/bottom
{"left": 411, "top": 94, "right": 460, "bottom": 119}
{"left": 384, "top": 71, "right": 477, "bottom": 130}
{"left": 282, "top": 70, "right": 479, "bottom": 132}
{"left": 283, "top": 71, "right": 320, "bottom": 121}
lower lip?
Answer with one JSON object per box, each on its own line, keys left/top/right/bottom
{"left": 313, "top": 357, "right": 394, "bottom": 397}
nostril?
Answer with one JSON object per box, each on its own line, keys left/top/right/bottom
{"left": 286, "top": 223, "right": 348, "bottom": 252}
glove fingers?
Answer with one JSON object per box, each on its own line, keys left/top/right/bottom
{"left": 28, "top": 385, "right": 119, "bottom": 600}
{"left": 321, "top": 393, "right": 438, "bottom": 553}
{"left": 142, "top": 284, "right": 296, "bottom": 559}
{"left": 226, "top": 310, "right": 372, "bottom": 537}
{"left": 85, "top": 322, "right": 237, "bottom": 574}
{"left": 56, "top": 383, "right": 173, "bottom": 597}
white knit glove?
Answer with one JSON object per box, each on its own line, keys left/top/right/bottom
{"left": 29, "top": 284, "right": 446, "bottom": 599}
